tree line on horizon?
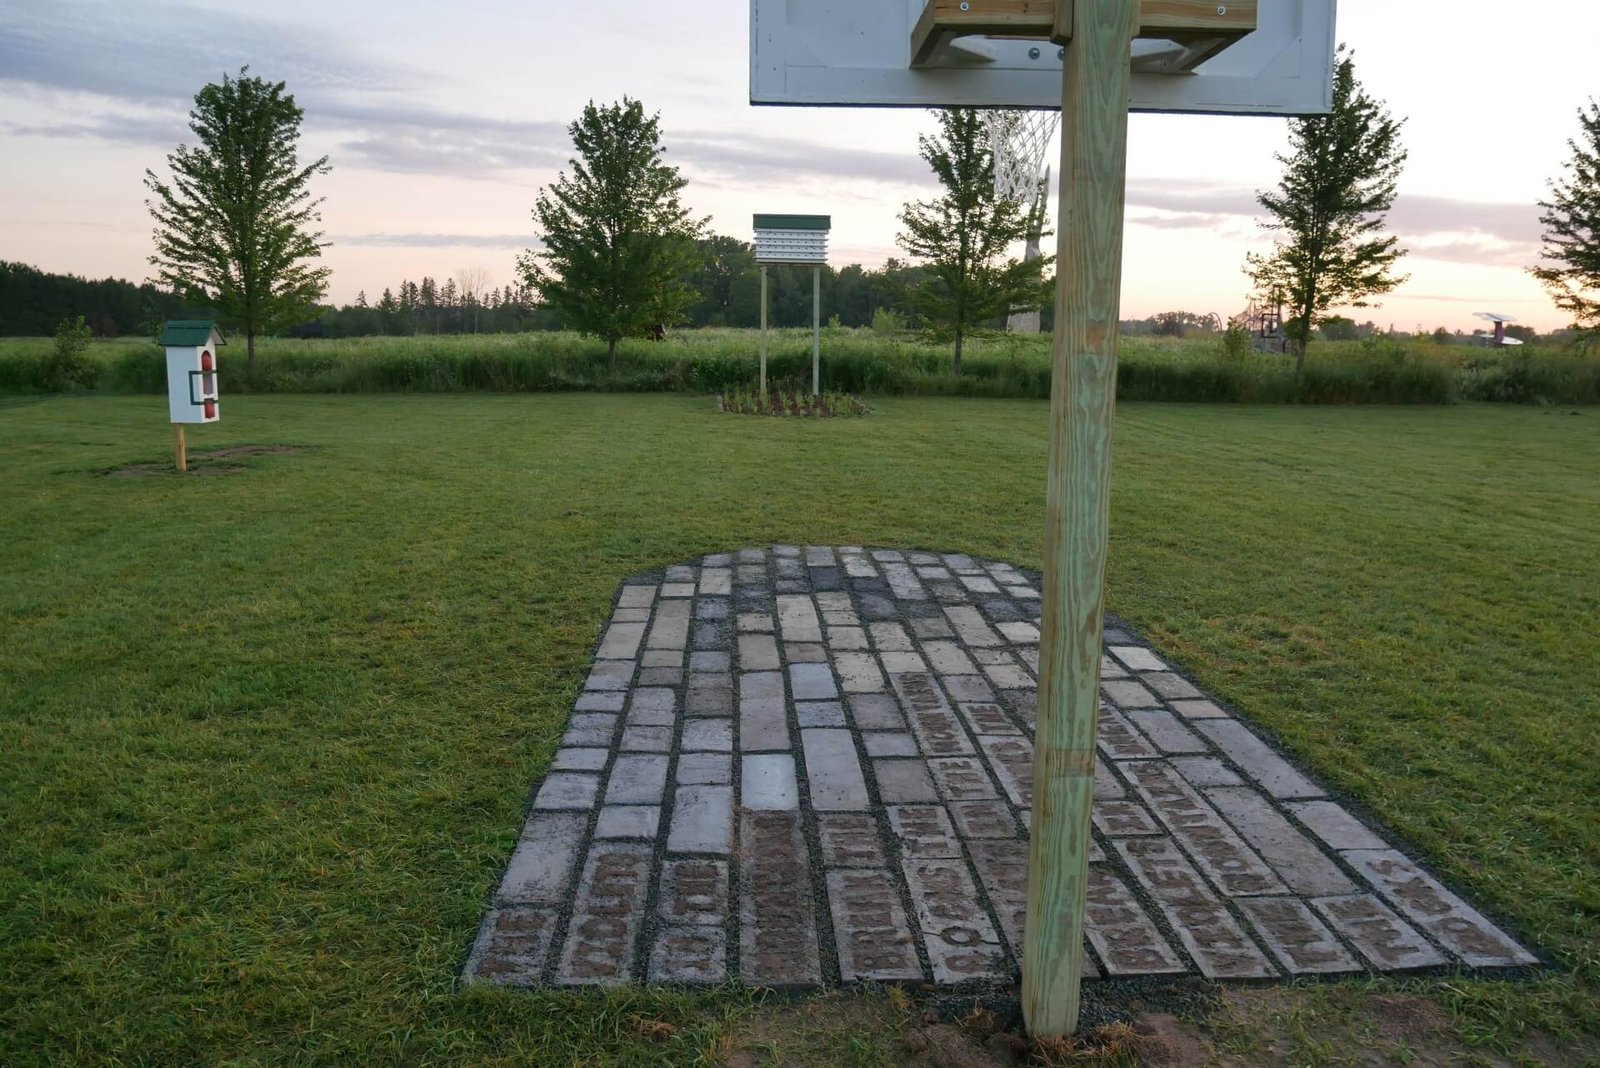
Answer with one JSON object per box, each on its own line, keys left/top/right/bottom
{"left": 18, "top": 63, "right": 1600, "bottom": 363}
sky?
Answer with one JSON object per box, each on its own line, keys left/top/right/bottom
{"left": 1, "top": 0, "right": 1595, "bottom": 333}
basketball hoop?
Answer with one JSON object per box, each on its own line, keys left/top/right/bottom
{"left": 984, "top": 110, "right": 1059, "bottom": 333}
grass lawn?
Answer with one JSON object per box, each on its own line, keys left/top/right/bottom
{"left": 2, "top": 393, "right": 1597, "bottom": 1065}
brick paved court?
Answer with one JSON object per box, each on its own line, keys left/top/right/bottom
{"left": 464, "top": 547, "right": 1535, "bottom": 988}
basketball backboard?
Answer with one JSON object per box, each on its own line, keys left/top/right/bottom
{"left": 751, "top": 0, "right": 1337, "bottom": 116}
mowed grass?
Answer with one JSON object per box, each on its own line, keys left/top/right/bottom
{"left": 1, "top": 394, "right": 1597, "bottom": 1064}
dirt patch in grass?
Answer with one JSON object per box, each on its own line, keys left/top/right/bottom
{"left": 720, "top": 986, "right": 1600, "bottom": 1068}
{"left": 99, "top": 444, "right": 303, "bottom": 478}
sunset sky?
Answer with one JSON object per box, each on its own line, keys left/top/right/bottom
{"left": 2, "top": 0, "right": 1595, "bottom": 332}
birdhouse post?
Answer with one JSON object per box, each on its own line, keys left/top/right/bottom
{"left": 161, "top": 320, "right": 225, "bottom": 472}
{"left": 753, "top": 214, "right": 831, "bottom": 398}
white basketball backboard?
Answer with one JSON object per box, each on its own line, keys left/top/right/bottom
{"left": 751, "top": 0, "right": 1337, "bottom": 116}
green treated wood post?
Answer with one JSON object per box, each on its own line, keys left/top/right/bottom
{"left": 811, "top": 265, "right": 821, "bottom": 396}
{"left": 1022, "top": 0, "right": 1135, "bottom": 1039}
{"left": 760, "top": 265, "right": 769, "bottom": 400}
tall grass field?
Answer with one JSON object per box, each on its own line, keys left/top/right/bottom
{"left": 1, "top": 328, "right": 1596, "bottom": 404}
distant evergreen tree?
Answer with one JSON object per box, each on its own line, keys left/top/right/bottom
{"left": 1532, "top": 98, "right": 1600, "bottom": 346}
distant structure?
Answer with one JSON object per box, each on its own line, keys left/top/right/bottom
{"left": 1473, "top": 311, "right": 1524, "bottom": 347}
{"left": 1232, "top": 294, "right": 1287, "bottom": 353}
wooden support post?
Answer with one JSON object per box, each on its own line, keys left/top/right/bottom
{"left": 173, "top": 423, "right": 187, "bottom": 473}
{"left": 1022, "top": 0, "right": 1134, "bottom": 1039}
{"left": 812, "top": 265, "right": 821, "bottom": 397}
{"left": 760, "top": 265, "right": 769, "bottom": 400}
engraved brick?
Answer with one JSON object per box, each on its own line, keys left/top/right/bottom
{"left": 827, "top": 870, "right": 923, "bottom": 980}
{"left": 1206, "top": 788, "right": 1356, "bottom": 895}
{"left": 558, "top": 843, "right": 653, "bottom": 985}
{"left": 1237, "top": 897, "right": 1359, "bottom": 974}
{"left": 466, "top": 907, "right": 559, "bottom": 985}
{"left": 1114, "top": 836, "right": 1219, "bottom": 908}
{"left": 1093, "top": 800, "right": 1163, "bottom": 837}
{"left": 1084, "top": 870, "right": 1185, "bottom": 976}
{"left": 658, "top": 858, "right": 728, "bottom": 926}
{"left": 1310, "top": 894, "right": 1447, "bottom": 970}
{"left": 959, "top": 702, "right": 1021, "bottom": 736}
{"left": 929, "top": 756, "right": 1000, "bottom": 801}
{"left": 1125, "top": 761, "right": 1287, "bottom": 897}
{"left": 1341, "top": 850, "right": 1536, "bottom": 966}
{"left": 1094, "top": 759, "right": 1126, "bottom": 800}
{"left": 818, "top": 812, "right": 887, "bottom": 868}
{"left": 902, "top": 858, "right": 1006, "bottom": 982}
{"left": 649, "top": 927, "right": 726, "bottom": 983}
{"left": 802, "top": 728, "right": 869, "bottom": 810}
{"left": 966, "top": 838, "right": 1027, "bottom": 951}
{"left": 1193, "top": 720, "right": 1323, "bottom": 799}
{"left": 949, "top": 799, "right": 1019, "bottom": 839}
{"left": 498, "top": 811, "right": 586, "bottom": 904}
{"left": 1126, "top": 710, "right": 1207, "bottom": 754}
{"left": 667, "top": 785, "right": 733, "bottom": 854}
{"left": 1287, "top": 801, "right": 1388, "bottom": 851}
{"left": 874, "top": 758, "right": 939, "bottom": 803}
{"left": 887, "top": 805, "right": 962, "bottom": 859}
{"left": 740, "top": 811, "right": 822, "bottom": 988}
{"left": 1098, "top": 707, "right": 1159, "bottom": 759}
{"left": 742, "top": 754, "right": 799, "bottom": 810}
{"left": 977, "top": 734, "right": 1033, "bottom": 808}
{"left": 893, "top": 672, "right": 975, "bottom": 756}
{"left": 1160, "top": 903, "right": 1276, "bottom": 979}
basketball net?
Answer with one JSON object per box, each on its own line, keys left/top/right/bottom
{"left": 983, "top": 110, "right": 1059, "bottom": 334}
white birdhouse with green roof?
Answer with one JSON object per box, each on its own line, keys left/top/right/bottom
{"left": 161, "top": 320, "right": 223, "bottom": 424}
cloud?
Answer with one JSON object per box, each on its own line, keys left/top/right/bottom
{"left": 0, "top": 0, "right": 408, "bottom": 106}
{"left": 333, "top": 232, "right": 533, "bottom": 249}
{"left": 672, "top": 129, "right": 930, "bottom": 188}
{"left": 1122, "top": 178, "right": 1542, "bottom": 266}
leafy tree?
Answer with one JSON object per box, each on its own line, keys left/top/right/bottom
{"left": 1247, "top": 49, "right": 1407, "bottom": 371}
{"left": 897, "top": 108, "right": 1050, "bottom": 374}
{"left": 1532, "top": 99, "right": 1600, "bottom": 347}
{"left": 519, "top": 98, "right": 705, "bottom": 369}
{"left": 145, "top": 68, "right": 331, "bottom": 371}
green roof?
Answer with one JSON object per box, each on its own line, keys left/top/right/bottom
{"left": 159, "top": 320, "right": 226, "bottom": 347}
{"left": 753, "top": 214, "right": 831, "bottom": 231}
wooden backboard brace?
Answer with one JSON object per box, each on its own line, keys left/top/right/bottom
{"left": 750, "top": 0, "right": 1338, "bottom": 1041}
